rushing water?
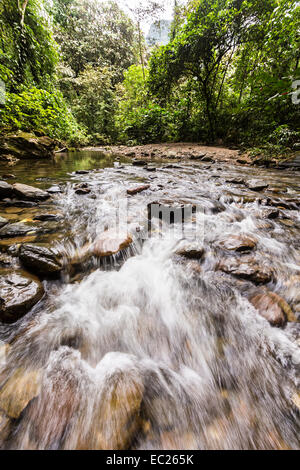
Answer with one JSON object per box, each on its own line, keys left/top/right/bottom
{"left": 0, "top": 151, "right": 300, "bottom": 450}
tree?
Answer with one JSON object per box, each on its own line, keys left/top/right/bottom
{"left": 125, "top": 0, "right": 165, "bottom": 80}
{"left": 53, "top": 0, "right": 138, "bottom": 79}
{"left": 148, "top": 0, "right": 299, "bottom": 142}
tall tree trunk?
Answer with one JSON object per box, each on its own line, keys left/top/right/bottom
{"left": 18, "top": 0, "right": 29, "bottom": 28}
{"left": 137, "top": 22, "right": 145, "bottom": 81}
{"left": 172, "top": 0, "right": 178, "bottom": 40}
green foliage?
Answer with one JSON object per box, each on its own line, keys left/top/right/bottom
{"left": 147, "top": 0, "right": 300, "bottom": 144}
{"left": 0, "top": 86, "right": 86, "bottom": 144}
{"left": 0, "top": 0, "right": 299, "bottom": 150}
{"left": 70, "top": 66, "right": 117, "bottom": 143}
{"left": 0, "top": 0, "right": 58, "bottom": 88}
{"left": 53, "top": 0, "right": 138, "bottom": 79}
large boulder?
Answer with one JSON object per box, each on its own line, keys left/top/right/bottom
{"left": 13, "top": 183, "right": 50, "bottom": 202}
{"left": 19, "top": 244, "right": 63, "bottom": 277}
{"left": 0, "top": 270, "right": 44, "bottom": 323}
{"left": 217, "top": 256, "right": 272, "bottom": 285}
{"left": 0, "top": 132, "right": 56, "bottom": 160}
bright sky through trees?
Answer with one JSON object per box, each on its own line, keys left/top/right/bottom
{"left": 98, "top": 0, "right": 179, "bottom": 32}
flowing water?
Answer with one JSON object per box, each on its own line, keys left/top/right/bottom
{"left": 0, "top": 151, "right": 299, "bottom": 450}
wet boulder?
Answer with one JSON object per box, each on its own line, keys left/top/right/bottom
{"left": 0, "top": 132, "right": 56, "bottom": 160}
{"left": 0, "top": 270, "right": 44, "bottom": 323}
{"left": 262, "top": 209, "right": 280, "bottom": 220}
{"left": 127, "top": 184, "right": 150, "bottom": 196}
{"left": 13, "top": 183, "right": 50, "bottom": 202}
{"left": 176, "top": 241, "right": 205, "bottom": 260}
{"left": 71, "top": 230, "right": 133, "bottom": 268}
{"left": 247, "top": 180, "right": 269, "bottom": 191}
{"left": 33, "top": 213, "right": 62, "bottom": 222}
{"left": 218, "top": 256, "right": 272, "bottom": 285}
{"left": 0, "top": 223, "right": 38, "bottom": 239}
{"left": 132, "top": 159, "right": 147, "bottom": 166}
{"left": 0, "top": 181, "right": 13, "bottom": 199}
{"left": 92, "top": 230, "right": 133, "bottom": 257}
{"left": 47, "top": 185, "right": 62, "bottom": 194}
{"left": 0, "top": 253, "right": 13, "bottom": 268}
{"left": 218, "top": 234, "right": 257, "bottom": 252}
{"left": 249, "top": 291, "right": 296, "bottom": 327}
{"left": 19, "top": 244, "right": 63, "bottom": 277}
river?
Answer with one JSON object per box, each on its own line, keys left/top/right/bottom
{"left": 0, "top": 150, "right": 299, "bottom": 450}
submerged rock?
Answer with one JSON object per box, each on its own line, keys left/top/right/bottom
{"left": 0, "top": 216, "right": 8, "bottom": 229}
{"left": 19, "top": 244, "right": 63, "bottom": 277}
{"left": 176, "top": 242, "right": 205, "bottom": 260}
{"left": 78, "top": 353, "right": 144, "bottom": 450}
{"left": 127, "top": 185, "right": 150, "bottom": 196}
{"left": 218, "top": 234, "right": 257, "bottom": 252}
{"left": 0, "top": 270, "right": 44, "bottom": 323}
{"left": 218, "top": 256, "right": 272, "bottom": 284}
{"left": 0, "top": 410, "right": 11, "bottom": 442}
{"left": 249, "top": 291, "right": 296, "bottom": 327}
{"left": 262, "top": 209, "right": 280, "bottom": 220}
{"left": 13, "top": 183, "right": 50, "bottom": 202}
{"left": 292, "top": 392, "right": 300, "bottom": 410}
{"left": 0, "top": 223, "right": 38, "bottom": 239}
{"left": 0, "top": 368, "right": 41, "bottom": 419}
{"left": 225, "top": 178, "right": 246, "bottom": 185}
{"left": 0, "top": 132, "right": 56, "bottom": 160}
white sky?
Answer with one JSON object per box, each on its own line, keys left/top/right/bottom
{"left": 98, "top": 0, "right": 177, "bottom": 33}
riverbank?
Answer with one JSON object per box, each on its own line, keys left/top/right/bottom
{"left": 84, "top": 142, "right": 300, "bottom": 170}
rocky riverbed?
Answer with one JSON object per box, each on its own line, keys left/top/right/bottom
{"left": 0, "top": 148, "right": 299, "bottom": 450}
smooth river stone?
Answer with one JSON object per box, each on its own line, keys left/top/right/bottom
{"left": 19, "top": 244, "right": 63, "bottom": 276}
{"left": 218, "top": 256, "right": 272, "bottom": 285}
{"left": 13, "top": 183, "right": 50, "bottom": 201}
{"left": 218, "top": 234, "right": 257, "bottom": 252}
{"left": 0, "top": 270, "right": 44, "bottom": 323}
